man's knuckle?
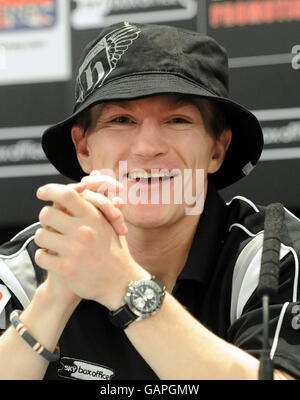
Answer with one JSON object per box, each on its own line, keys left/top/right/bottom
{"left": 94, "top": 196, "right": 119, "bottom": 219}
{"left": 60, "top": 188, "right": 76, "bottom": 203}
{"left": 39, "top": 206, "right": 51, "bottom": 223}
{"left": 77, "top": 225, "right": 97, "bottom": 242}
{"left": 57, "top": 258, "right": 69, "bottom": 274}
{"left": 110, "top": 207, "right": 121, "bottom": 221}
{"left": 34, "top": 248, "right": 43, "bottom": 265}
{"left": 34, "top": 227, "right": 45, "bottom": 245}
{"left": 98, "top": 193, "right": 110, "bottom": 204}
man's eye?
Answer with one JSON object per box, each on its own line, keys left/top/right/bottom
{"left": 112, "top": 116, "right": 132, "bottom": 124}
{"left": 170, "top": 117, "right": 189, "bottom": 123}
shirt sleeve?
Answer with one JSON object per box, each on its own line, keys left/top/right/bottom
{"left": 0, "top": 282, "right": 24, "bottom": 333}
{"left": 227, "top": 251, "right": 300, "bottom": 379}
{"left": 0, "top": 226, "right": 41, "bottom": 334}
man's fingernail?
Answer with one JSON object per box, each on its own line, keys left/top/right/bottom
{"left": 120, "top": 224, "right": 128, "bottom": 235}
{"left": 37, "top": 186, "right": 45, "bottom": 195}
{"left": 113, "top": 207, "right": 121, "bottom": 218}
{"left": 74, "top": 182, "right": 86, "bottom": 192}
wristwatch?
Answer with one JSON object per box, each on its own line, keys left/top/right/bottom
{"left": 108, "top": 276, "right": 166, "bottom": 329}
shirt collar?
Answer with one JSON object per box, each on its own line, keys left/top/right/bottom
{"left": 177, "top": 179, "right": 228, "bottom": 285}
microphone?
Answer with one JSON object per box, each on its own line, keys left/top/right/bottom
{"left": 257, "top": 203, "right": 285, "bottom": 298}
{"left": 257, "top": 202, "right": 285, "bottom": 380}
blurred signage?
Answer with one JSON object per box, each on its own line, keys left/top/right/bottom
{"left": 71, "top": 0, "right": 198, "bottom": 29}
{"left": 209, "top": 0, "right": 300, "bottom": 28}
{"left": 207, "top": 0, "right": 299, "bottom": 62}
{"left": 0, "top": 126, "right": 57, "bottom": 178}
{"left": 205, "top": 0, "right": 300, "bottom": 159}
{"left": 0, "top": 0, "right": 71, "bottom": 84}
{"left": 0, "top": 0, "right": 57, "bottom": 31}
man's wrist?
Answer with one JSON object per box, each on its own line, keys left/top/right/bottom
{"left": 35, "top": 278, "right": 81, "bottom": 321}
{"left": 108, "top": 275, "right": 166, "bottom": 329}
{"left": 12, "top": 281, "right": 79, "bottom": 359}
{"left": 103, "top": 262, "right": 151, "bottom": 311}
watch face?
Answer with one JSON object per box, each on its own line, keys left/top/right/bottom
{"left": 129, "top": 280, "right": 161, "bottom": 314}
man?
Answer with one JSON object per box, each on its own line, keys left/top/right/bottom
{"left": 0, "top": 22, "right": 299, "bottom": 380}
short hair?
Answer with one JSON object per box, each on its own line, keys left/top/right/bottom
{"left": 188, "top": 96, "right": 230, "bottom": 139}
{"left": 75, "top": 95, "right": 230, "bottom": 139}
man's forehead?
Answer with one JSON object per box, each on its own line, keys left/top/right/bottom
{"left": 90, "top": 94, "right": 201, "bottom": 116}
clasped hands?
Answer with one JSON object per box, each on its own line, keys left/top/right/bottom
{"left": 34, "top": 170, "right": 147, "bottom": 311}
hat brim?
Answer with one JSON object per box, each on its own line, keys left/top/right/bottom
{"left": 42, "top": 73, "right": 264, "bottom": 189}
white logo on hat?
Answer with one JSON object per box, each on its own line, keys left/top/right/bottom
{"left": 76, "top": 22, "right": 140, "bottom": 104}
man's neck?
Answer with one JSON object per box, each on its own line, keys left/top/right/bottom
{"left": 125, "top": 215, "right": 200, "bottom": 292}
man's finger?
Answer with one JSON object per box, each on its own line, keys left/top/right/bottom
{"left": 68, "top": 182, "right": 87, "bottom": 193}
{"left": 112, "top": 196, "right": 124, "bottom": 210}
{"left": 82, "top": 189, "right": 128, "bottom": 235}
{"left": 37, "top": 183, "right": 92, "bottom": 217}
{"left": 81, "top": 175, "right": 123, "bottom": 199}
{"left": 39, "top": 205, "right": 75, "bottom": 235}
{"left": 34, "top": 227, "right": 66, "bottom": 256}
{"left": 35, "top": 248, "right": 65, "bottom": 274}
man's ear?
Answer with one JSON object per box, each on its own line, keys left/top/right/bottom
{"left": 208, "top": 129, "right": 232, "bottom": 174}
{"left": 71, "top": 125, "right": 93, "bottom": 174}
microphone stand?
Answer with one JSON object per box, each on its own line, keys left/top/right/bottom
{"left": 257, "top": 203, "right": 285, "bottom": 380}
{"left": 258, "top": 294, "right": 273, "bottom": 380}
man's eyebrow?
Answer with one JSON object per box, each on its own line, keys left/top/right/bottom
{"left": 93, "top": 96, "right": 197, "bottom": 122}
{"left": 94, "top": 101, "right": 133, "bottom": 119}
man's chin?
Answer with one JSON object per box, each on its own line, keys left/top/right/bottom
{"left": 123, "top": 202, "right": 183, "bottom": 229}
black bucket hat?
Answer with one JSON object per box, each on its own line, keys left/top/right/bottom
{"left": 42, "top": 21, "right": 263, "bottom": 189}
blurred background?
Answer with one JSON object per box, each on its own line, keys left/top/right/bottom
{"left": 0, "top": 0, "right": 299, "bottom": 244}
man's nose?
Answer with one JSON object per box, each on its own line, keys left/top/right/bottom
{"left": 130, "top": 119, "right": 169, "bottom": 158}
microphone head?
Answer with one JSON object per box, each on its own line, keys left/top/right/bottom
{"left": 257, "top": 203, "right": 285, "bottom": 298}
{"left": 264, "top": 202, "right": 285, "bottom": 237}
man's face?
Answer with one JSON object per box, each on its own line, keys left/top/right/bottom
{"left": 72, "top": 94, "right": 231, "bottom": 228}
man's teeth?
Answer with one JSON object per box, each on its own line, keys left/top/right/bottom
{"left": 127, "top": 172, "right": 174, "bottom": 180}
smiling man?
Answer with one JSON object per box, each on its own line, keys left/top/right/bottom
{"left": 72, "top": 94, "right": 230, "bottom": 223}
{"left": 0, "top": 22, "right": 300, "bottom": 380}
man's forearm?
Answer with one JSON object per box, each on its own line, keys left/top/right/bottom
{"left": 125, "top": 292, "right": 291, "bottom": 380}
{"left": 0, "top": 282, "right": 79, "bottom": 380}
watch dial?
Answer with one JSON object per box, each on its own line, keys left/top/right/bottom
{"left": 131, "top": 284, "right": 160, "bottom": 313}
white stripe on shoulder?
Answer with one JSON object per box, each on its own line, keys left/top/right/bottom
{"left": 10, "top": 222, "right": 40, "bottom": 242}
{"left": 0, "top": 231, "right": 38, "bottom": 303}
{"left": 226, "top": 196, "right": 260, "bottom": 213}
{"left": 2, "top": 248, "right": 38, "bottom": 301}
{"left": 284, "top": 207, "right": 300, "bottom": 224}
{"left": 0, "top": 258, "right": 30, "bottom": 308}
{"left": 236, "top": 243, "right": 291, "bottom": 323}
{"left": 229, "top": 223, "right": 261, "bottom": 237}
{"left": 0, "top": 236, "right": 35, "bottom": 260}
{"left": 288, "top": 246, "right": 299, "bottom": 303}
{"left": 0, "top": 308, "right": 6, "bottom": 329}
{"left": 270, "top": 302, "right": 290, "bottom": 360}
{"left": 228, "top": 195, "right": 300, "bottom": 224}
{"left": 269, "top": 249, "right": 299, "bottom": 360}
{"left": 230, "top": 232, "right": 264, "bottom": 324}
{"left": 230, "top": 234, "right": 293, "bottom": 324}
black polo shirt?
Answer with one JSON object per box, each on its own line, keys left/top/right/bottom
{"left": 1, "top": 181, "right": 300, "bottom": 380}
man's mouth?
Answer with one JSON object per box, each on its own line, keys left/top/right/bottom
{"left": 125, "top": 171, "right": 177, "bottom": 183}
